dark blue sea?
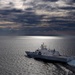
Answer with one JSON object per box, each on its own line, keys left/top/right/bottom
{"left": 0, "top": 36, "right": 75, "bottom": 75}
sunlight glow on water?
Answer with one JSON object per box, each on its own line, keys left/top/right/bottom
{"left": 15, "top": 36, "right": 64, "bottom": 39}
{"left": 30, "top": 36, "right": 63, "bottom": 39}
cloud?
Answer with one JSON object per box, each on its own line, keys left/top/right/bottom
{"left": 0, "top": 0, "right": 75, "bottom": 35}
{"left": 0, "top": 0, "right": 24, "bottom": 9}
{"left": 0, "top": 0, "right": 75, "bottom": 11}
{"left": 43, "top": 0, "right": 59, "bottom": 2}
{"left": 63, "top": 0, "right": 75, "bottom": 4}
{"left": 59, "top": 7, "right": 75, "bottom": 10}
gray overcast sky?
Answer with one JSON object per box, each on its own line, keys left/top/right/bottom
{"left": 0, "top": 0, "right": 75, "bottom": 36}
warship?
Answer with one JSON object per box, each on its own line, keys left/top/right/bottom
{"left": 25, "top": 43, "right": 74, "bottom": 63}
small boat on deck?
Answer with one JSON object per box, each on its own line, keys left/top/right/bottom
{"left": 25, "top": 43, "right": 74, "bottom": 63}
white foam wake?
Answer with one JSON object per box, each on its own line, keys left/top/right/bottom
{"left": 68, "top": 60, "right": 75, "bottom": 66}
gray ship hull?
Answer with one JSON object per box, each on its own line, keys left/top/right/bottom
{"left": 25, "top": 51, "right": 70, "bottom": 63}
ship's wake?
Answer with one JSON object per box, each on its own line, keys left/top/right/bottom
{"left": 68, "top": 60, "right": 75, "bottom": 67}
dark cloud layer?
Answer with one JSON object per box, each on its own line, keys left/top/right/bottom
{"left": 59, "top": 7, "right": 75, "bottom": 10}
{"left": 0, "top": 0, "right": 75, "bottom": 36}
{"left": 43, "top": 0, "right": 58, "bottom": 2}
{"left": 64, "top": 0, "right": 75, "bottom": 4}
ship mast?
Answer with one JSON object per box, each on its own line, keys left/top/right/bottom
{"left": 41, "top": 43, "right": 47, "bottom": 50}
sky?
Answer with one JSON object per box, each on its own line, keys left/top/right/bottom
{"left": 0, "top": 0, "right": 75, "bottom": 36}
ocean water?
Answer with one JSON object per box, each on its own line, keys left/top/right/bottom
{"left": 0, "top": 36, "right": 75, "bottom": 75}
